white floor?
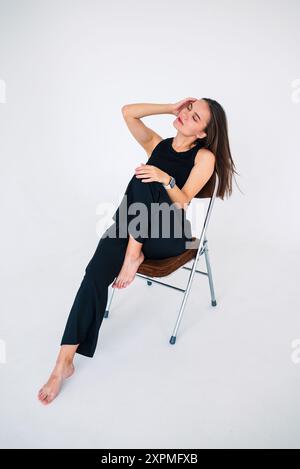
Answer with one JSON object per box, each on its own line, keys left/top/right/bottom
{"left": 1, "top": 237, "right": 300, "bottom": 449}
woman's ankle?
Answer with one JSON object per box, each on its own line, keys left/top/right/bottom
{"left": 56, "top": 345, "right": 79, "bottom": 364}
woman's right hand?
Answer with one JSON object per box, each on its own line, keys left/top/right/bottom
{"left": 171, "top": 97, "right": 198, "bottom": 116}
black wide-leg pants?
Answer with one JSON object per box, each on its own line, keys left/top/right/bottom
{"left": 60, "top": 176, "right": 193, "bottom": 358}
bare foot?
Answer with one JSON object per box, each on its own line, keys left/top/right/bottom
{"left": 38, "top": 361, "right": 75, "bottom": 405}
{"left": 112, "top": 251, "right": 145, "bottom": 289}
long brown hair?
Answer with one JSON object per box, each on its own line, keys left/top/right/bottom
{"left": 198, "top": 97, "right": 241, "bottom": 200}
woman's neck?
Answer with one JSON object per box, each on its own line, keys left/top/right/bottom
{"left": 172, "top": 135, "right": 198, "bottom": 151}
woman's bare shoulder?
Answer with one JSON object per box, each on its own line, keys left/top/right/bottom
{"left": 194, "top": 147, "right": 216, "bottom": 166}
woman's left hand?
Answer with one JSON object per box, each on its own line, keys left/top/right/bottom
{"left": 134, "top": 163, "right": 170, "bottom": 185}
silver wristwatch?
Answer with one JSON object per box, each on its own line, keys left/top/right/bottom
{"left": 163, "top": 176, "right": 176, "bottom": 190}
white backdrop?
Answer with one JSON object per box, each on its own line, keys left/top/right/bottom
{"left": 0, "top": 0, "right": 300, "bottom": 449}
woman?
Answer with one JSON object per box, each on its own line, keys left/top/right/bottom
{"left": 38, "top": 97, "right": 238, "bottom": 404}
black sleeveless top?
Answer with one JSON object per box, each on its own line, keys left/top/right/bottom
{"left": 113, "top": 136, "right": 206, "bottom": 237}
{"left": 146, "top": 137, "right": 206, "bottom": 189}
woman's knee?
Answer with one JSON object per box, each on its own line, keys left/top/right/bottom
{"left": 130, "top": 176, "right": 161, "bottom": 199}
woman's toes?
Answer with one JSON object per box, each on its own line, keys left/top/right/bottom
{"left": 39, "top": 390, "right": 47, "bottom": 402}
{"left": 46, "top": 394, "right": 54, "bottom": 404}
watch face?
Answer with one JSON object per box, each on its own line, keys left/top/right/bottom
{"left": 170, "top": 177, "right": 175, "bottom": 188}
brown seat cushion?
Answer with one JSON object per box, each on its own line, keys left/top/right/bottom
{"left": 137, "top": 237, "right": 200, "bottom": 278}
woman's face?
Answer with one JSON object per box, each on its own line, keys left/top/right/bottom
{"left": 174, "top": 99, "right": 211, "bottom": 139}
